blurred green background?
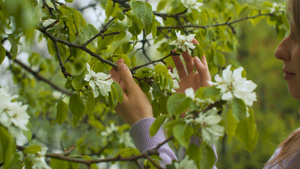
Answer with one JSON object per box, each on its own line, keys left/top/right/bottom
{"left": 216, "top": 0, "right": 300, "bottom": 168}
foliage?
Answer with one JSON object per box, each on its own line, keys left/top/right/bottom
{"left": 0, "top": 0, "right": 289, "bottom": 168}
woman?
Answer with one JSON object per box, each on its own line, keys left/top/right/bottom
{"left": 109, "top": 0, "right": 300, "bottom": 168}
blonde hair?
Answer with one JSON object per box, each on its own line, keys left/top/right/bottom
{"left": 265, "top": 0, "right": 300, "bottom": 168}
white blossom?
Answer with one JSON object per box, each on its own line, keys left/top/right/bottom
{"left": 0, "top": 87, "right": 30, "bottom": 138}
{"left": 184, "top": 88, "right": 210, "bottom": 106}
{"left": 119, "top": 132, "right": 134, "bottom": 147}
{"left": 269, "top": 2, "right": 285, "bottom": 13}
{"left": 181, "top": 0, "right": 203, "bottom": 13}
{"left": 174, "top": 155, "right": 197, "bottom": 169}
{"left": 208, "top": 65, "right": 257, "bottom": 106}
{"left": 168, "top": 69, "right": 179, "bottom": 92}
{"left": 195, "top": 108, "right": 224, "bottom": 144}
{"left": 185, "top": 88, "right": 195, "bottom": 99}
{"left": 84, "top": 64, "right": 113, "bottom": 97}
{"left": 170, "top": 31, "right": 196, "bottom": 52}
{"left": 30, "top": 147, "right": 51, "bottom": 169}
{"left": 101, "top": 123, "right": 118, "bottom": 137}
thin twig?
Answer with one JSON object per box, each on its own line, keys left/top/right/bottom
{"left": 157, "top": 12, "right": 273, "bottom": 31}
{"left": 38, "top": 27, "right": 118, "bottom": 68}
{"left": 131, "top": 51, "right": 179, "bottom": 72}
{"left": 53, "top": 40, "right": 72, "bottom": 78}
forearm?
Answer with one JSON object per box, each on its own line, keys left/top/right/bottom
{"left": 130, "top": 118, "right": 177, "bottom": 166}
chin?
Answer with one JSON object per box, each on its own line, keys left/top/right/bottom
{"left": 289, "top": 89, "right": 300, "bottom": 100}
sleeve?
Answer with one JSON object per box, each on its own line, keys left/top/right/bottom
{"left": 130, "top": 118, "right": 177, "bottom": 166}
{"left": 130, "top": 118, "right": 218, "bottom": 168}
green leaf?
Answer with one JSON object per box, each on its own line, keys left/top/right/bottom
{"left": 56, "top": 100, "right": 68, "bottom": 125}
{"left": 85, "top": 92, "right": 97, "bottom": 116}
{"left": 173, "top": 124, "right": 194, "bottom": 148}
{"left": 112, "top": 148, "right": 140, "bottom": 164}
{"left": 249, "top": 10, "right": 261, "bottom": 26}
{"left": 231, "top": 97, "right": 247, "bottom": 122}
{"left": 186, "top": 144, "right": 201, "bottom": 168}
{"left": 223, "top": 109, "right": 238, "bottom": 142}
{"left": 23, "top": 145, "right": 41, "bottom": 154}
{"left": 112, "top": 81, "right": 123, "bottom": 104}
{"left": 50, "top": 158, "right": 79, "bottom": 169}
{"left": 0, "top": 43, "right": 5, "bottom": 65}
{"left": 236, "top": 108, "right": 258, "bottom": 153}
{"left": 213, "top": 52, "right": 225, "bottom": 67}
{"left": 22, "top": 126, "right": 32, "bottom": 141}
{"left": 167, "top": 94, "right": 191, "bottom": 115}
{"left": 112, "top": 3, "right": 125, "bottom": 21}
{"left": 199, "top": 142, "right": 216, "bottom": 169}
{"left": 130, "top": 1, "right": 153, "bottom": 27}
{"left": 65, "top": 0, "right": 73, "bottom": 2}
{"left": 69, "top": 94, "right": 85, "bottom": 119}
{"left": 72, "top": 70, "right": 88, "bottom": 91}
{"left": 150, "top": 115, "right": 167, "bottom": 137}
{"left": 105, "top": 0, "right": 114, "bottom": 18}
{"left": 108, "top": 84, "right": 119, "bottom": 109}
{"left": 0, "top": 126, "right": 16, "bottom": 169}
{"left": 195, "top": 44, "right": 204, "bottom": 59}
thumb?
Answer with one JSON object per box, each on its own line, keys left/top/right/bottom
{"left": 117, "top": 63, "right": 140, "bottom": 94}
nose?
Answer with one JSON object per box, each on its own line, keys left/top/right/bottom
{"left": 274, "top": 36, "right": 292, "bottom": 62}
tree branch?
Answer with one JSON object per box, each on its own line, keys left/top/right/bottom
{"left": 6, "top": 51, "right": 71, "bottom": 95}
{"left": 157, "top": 12, "right": 273, "bottom": 31}
{"left": 53, "top": 40, "right": 72, "bottom": 78}
{"left": 16, "top": 136, "right": 173, "bottom": 167}
{"left": 131, "top": 51, "right": 179, "bottom": 72}
{"left": 38, "top": 27, "right": 118, "bottom": 68}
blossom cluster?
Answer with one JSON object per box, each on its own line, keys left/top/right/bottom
{"left": 0, "top": 87, "right": 30, "bottom": 137}
{"left": 181, "top": 0, "right": 203, "bottom": 13}
{"left": 170, "top": 31, "right": 196, "bottom": 53}
{"left": 26, "top": 147, "right": 51, "bottom": 169}
{"left": 168, "top": 69, "right": 180, "bottom": 92}
{"left": 184, "top": 88, "right": 224, "bottom": 144}
{"left": 84, "top": 64, "right": 113, "bottom": 97}
{"left": 209, "top": 65, "right": 257, "bottom": 106}
{"left": 101, "top": 123, "right": 134, "bottom": 147}
{"left": 269, "top": 2, "right": 285, "bottom": 13}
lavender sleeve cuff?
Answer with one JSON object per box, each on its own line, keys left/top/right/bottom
{"left": 130, "top": 118, "right": 177, "bottom": 165}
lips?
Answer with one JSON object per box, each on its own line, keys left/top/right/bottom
{"left": 283, "top": 69, "right": 296, "bottom": 80}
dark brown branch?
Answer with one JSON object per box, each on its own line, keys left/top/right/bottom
{"left": 78, "top": 2, "right": 98, "bottom": 11}
{"left": 38, "top": 27, "right": 118, "bottom": 68}
{"left": 42, "top": 0, "right": 54, "bottom": 15}
{"left": 53, "top": 40, "right": 72, "bottom": 78}
{"left": 153, "top": 9, "right": 188, "bottom": 20}
{"left": 16, "top": 136, "right": 174, "bottom": 167}
{"left": 157, "top": 12, "right": 273, "bottom": 30}
{"left": 43, "top": 20, "right": 59, "bottom": 30}
{"left": 145, "top": 156, "right": 164, "bottom": 169}
{"left": 202, "top": 100, "right": 225, "bottom": 113}
{"left": 6, "top": 51, "right": 71, "bottom": 95}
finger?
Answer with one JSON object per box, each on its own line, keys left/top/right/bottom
{"left": 167, "top": 65, "right": 173, "bottom": 73}
{"left": 194, "top": 57, "right": 211, "bottom": 85}
{"left": 200, "top": 55, "right": 208, "bottom": 67}
{"left": 116, "top": 61, "right": 141, "bottom": 95}
{"left": 182, "top": 51, "right": 194, "bottom": 74}
{"left": 109, "top": 59, "right": 125, "bottom": 84}
{"left": 171, "top": 53, "right": 186, "bottom": 79}
{"left": 191, "top": 38, "right": 199, "bottom": 45}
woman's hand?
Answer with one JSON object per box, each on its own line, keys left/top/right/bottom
{"left": 109, "top": 59, "right": 153, "bottom": 126}
{"left": 171, "top": 39, "right": 211, "bottom": 93}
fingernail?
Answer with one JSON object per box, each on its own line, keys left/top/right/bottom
{"left": 118, "top": 64, "right": 127, "bottom": 71}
